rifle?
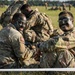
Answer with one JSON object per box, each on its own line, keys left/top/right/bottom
{"left": 0, "top": 0, "right": 27, "bottom": 27}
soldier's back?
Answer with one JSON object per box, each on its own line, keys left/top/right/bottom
{"left": 0, "top": 24, "right": 22, "bottom": 68}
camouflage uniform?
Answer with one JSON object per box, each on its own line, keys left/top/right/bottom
{"left": 23, "top": 10, "right": 53, "bottom": 43}
{"left": 38, "top": 28, "right": 75, "bottom": 68}
{"left": 0, "top": 24, "right": 39, "bottom": 68}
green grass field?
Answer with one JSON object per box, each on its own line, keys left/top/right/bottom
{"left": 0, "top": 6, "right": 75, "bottom": 75}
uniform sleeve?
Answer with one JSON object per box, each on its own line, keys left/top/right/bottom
{"left": 24, "top": 12, "right": 38, "bottom": 30}
{"left": 10, "top": 31, "right": 34, "bottom": 65}
{"left": 39, "top": 37, "right": 68, "bottom": 52}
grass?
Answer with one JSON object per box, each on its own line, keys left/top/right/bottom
{"left": 0, "top": 7, "right": 8, "bottom": 30}
{"left": 0, "top": 7, "right": 7, "bottom": 15}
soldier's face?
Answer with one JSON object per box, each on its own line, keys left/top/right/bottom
{"left": 14, "top": 17, "right": 26, "bottom": 32}
{"left": 59, "top": 15, "right": 73, "bottom": 32}
{"left": 21, "top": 7, "right": 30, "bottom": 18}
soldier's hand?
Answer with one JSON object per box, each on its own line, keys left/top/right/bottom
{"left": 31, "top": 45, "right": 36, "bottom": 49}
{"left": 33, "top": 48, "right": 41, "bottom": 61}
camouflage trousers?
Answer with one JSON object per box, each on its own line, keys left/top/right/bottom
{"left": 40, "top": 50, "right": 75, "bottom": 68}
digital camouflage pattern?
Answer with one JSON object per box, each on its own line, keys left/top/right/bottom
{"left": 39, "top": 28, "right": 75, "bottom": 68}
{"left": 23, "top": 10, "right": 53, "bottom": 43}
{"left": 0, "top": 0, "right": 27, "bottom": 27}
{"left": 0, "top": 24, "right": 39, "bottom": 68}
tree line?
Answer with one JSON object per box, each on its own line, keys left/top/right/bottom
{"left": 0, "top": 0, "right": 75, "bottom": 7}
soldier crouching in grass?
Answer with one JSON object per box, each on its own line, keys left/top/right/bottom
{"left": 0, "top": 13, "right": 40, "bottom": 68}
{"left": 20, "top": 4, "right": 54, "bottom": 64}
{"left": 19, "top": 4, "right": 54, "bottom": 54}
{"left": 20, "top": 4, "right": 53, "bottom": 43}
{"left": 37, "top": 11, "right": 75, "bottom": 68}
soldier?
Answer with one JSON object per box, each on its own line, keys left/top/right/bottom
{"left": 0, "top": 0, "right": 27, "bottom": 27}
{"left": 45, "top": 2, "right": 48, "bottom": 10}
{"left": 62, "top": 3, "right": 67, "bottom": 11}
{"left": 0, "top": 13, "right": 39, "bottom": 68}
{"left": 69, "top": 4, "right": 72, "bottom": 11}
{"left": 20, "top": 4, "right": 53, "bottom": 43}
{"left": 37, "top": 11, "right": 75, "bottom": 68}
